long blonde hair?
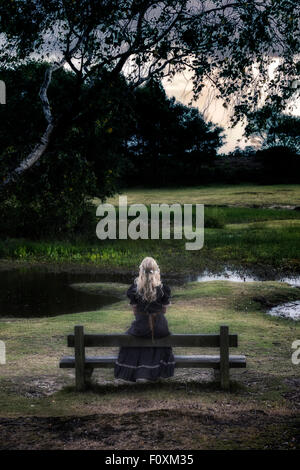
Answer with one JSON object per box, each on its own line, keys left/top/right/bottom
{"left": 135, "top": 257, "right": 162, "bottom": 303}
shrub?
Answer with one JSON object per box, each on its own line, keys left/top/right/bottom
{"left": 204, "top": 207, "right": 225, "bottom": 228}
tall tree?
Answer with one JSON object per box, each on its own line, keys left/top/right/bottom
{"left": 245, "top": 105, "right": 300, "bottom": 151}
{"left": 126, "top": 81, "right": 223, "bottom": 185}
{"left": 0, "top": 0, "right": 299, "bottom": 186}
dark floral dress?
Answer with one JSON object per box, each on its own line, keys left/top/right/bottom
{"left": 114, "top": 283, "right": 175, "bottom": 382}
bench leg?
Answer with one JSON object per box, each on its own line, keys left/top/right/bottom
{"left": 220, "top": 325, "right": 230, "bottom": 390}
{"left": 213, "top": 368, "right": 220, "bottom": 381}
{"left": 75, "top": 325, "right": 86, "bottom": 391}
{"left": 84, "top": 368, "right": 94, "bottom": 383}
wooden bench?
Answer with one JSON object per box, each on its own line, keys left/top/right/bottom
{"left": 59, "top": 325, "right": 246, "bottom": 391}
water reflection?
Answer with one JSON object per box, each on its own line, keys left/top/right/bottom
{"left": 0, "top": 266, "right": 299, "bottom": 318}
{"left": 191, "top": 269, "right": 300, "bottom": 287}
{"left": 267, "top": 301, "right": 300, "bottom": 321}
{"left": 0, "top": 269, "right": 127, "bottom": 318}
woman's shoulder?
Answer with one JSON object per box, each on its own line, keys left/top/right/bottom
{"left": 126, "top": 282, "right": 137, "bottom": 303}
{"left": 127, "top": 282, "right": 137, "bottom": 297}
{"left": 161, "top": 283, "right": 171, "bottom": 295}
{"left": 157, "top": 283, "right": 171, "bottom": 304}
{"left": 157, "top": 283, "right": 171, "bottom": 296}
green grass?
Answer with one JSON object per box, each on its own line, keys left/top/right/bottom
{"left": 1, "top": 183, "right": 300, "bottom": 272}
{"left": 216, "top": 206, "right": 300, "bottom": 224}
{"left": 103, "top": 183, "right": 300, "bottom": 207}
{"left": 1, "top": 185, "right": 300, "bottom": 272}
{"left": 1, "top": 216, "right": 300, "bottom": 273}
{"left": 0, "top": 280, "right": 299, "bottom": 449}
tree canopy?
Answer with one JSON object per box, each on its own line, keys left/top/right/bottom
{"left": 245, "top": 105, "right": 300, "bottom": 152}
{"left": 0, "top": 0, "right": 299, "bottom": 184}
{"left": 125, "top": 80, "right": 223, "bottom": 185}
{"left": 0, "top": 62, "right": 224, "bottom": 236}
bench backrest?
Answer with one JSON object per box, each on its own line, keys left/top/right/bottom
{"left": 68, "top": 325, "right": 238, "bottom": 348}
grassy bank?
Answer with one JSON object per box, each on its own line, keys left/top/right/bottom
{"left": 1, "top": 184, "right": 300, "bottom": 273}
{"left": 0, "top": 280, "right": 299, "bottom": 449}
{"left": 1, "top": 216, "right": 300, "bottom": 273}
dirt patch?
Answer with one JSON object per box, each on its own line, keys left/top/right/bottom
{"left": 233, "top": 191, "right": 266, "bottom": 195}
{"left": 7, "top": 375, "right": 68, "bottom": 398}
{"left": 283, "top": 378, "right": 300, "bottom": 409}
{"left": 0, "top": 408, "right": 299, "bottom": 450}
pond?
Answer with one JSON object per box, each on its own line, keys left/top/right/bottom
{"left": 0, "top": 268, "right": 128, "bottom": 318}
{"left": 0, "top": 266, "right": 299, "bottom": 318}
{"left": 266, "top": 301, "right": 300, "bottom": 321}
{"left": 190, "top": 268, "right": 300, "bottom": 287}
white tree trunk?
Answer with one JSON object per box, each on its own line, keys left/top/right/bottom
{"left": 3, "top": 123, "right": 54, "bottom": 185}
{"left": 2, "top": 59, "right": 65, "bottom": 187}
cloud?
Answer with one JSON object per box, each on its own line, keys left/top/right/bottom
{"left": 163, "top": 71, "right": 252, "bottom": 154}
{"left": 163, "top": 61, "right": 300, "bottom": 154}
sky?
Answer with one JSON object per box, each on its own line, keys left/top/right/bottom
{"left": 163, "top": 66, "right": 300, "bottom": 154}
{"left": 163, "top": 72, "right": 249, "bottom": 154}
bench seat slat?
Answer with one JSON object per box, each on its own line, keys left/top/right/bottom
{"left": 67, "top": 333, "right": 238, "bottom": 348}
{"left": 60, "top": 355, "right": 246, "bottom": 369}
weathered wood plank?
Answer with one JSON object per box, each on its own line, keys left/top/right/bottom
{"left": 220, "top": 325, "right": 230, "bottom": 390}
{"left": 74, "top": 325, "right": 86, "bottom": 391}
{"left": 67, "top": 333, "right": 238, "bottom": 348}
{"left": 60, "top": 355, "right": 246, "bottom": 369}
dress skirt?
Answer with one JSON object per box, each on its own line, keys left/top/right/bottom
{"left": 114, "top": 346, "right": 175, "bottom": 382}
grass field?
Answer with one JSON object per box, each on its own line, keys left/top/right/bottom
{"left": 1, "top": 215, "right": 299, "bottom": 274}
{"left": 0, "top": 280, "right": 299, "bottom": 449}
{"left": 2, "top": 184, "right": 299, "bottom": 273}
{"left": 104, "top": 183, "right": 300, "bottom": 207}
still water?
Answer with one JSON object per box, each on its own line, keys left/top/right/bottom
{"left": 193, "top": 269, "right": 300, "bottom": 287}
{"left": 266, "top": 301, "right": 300, "bottom": 321}
{"left": 0, "top": 266, "right": 299, "bottom": 319}
{"left": 0, "top": 269, "right": 129, "bottom": 318}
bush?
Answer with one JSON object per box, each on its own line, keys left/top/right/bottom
{"left": 0, "top": 151, "right": 98, "bottom": 239}
{"left": 204, "top": 207, "right": 225, "bottom": 228}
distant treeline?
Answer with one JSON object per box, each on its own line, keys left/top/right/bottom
{"left": 201, "top": 147, "right": 300, "bottom": 186}
{"left": 123, "top": 147, "right": 300, "bottom": 188}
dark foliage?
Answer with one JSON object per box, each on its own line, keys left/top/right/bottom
{"left": 0, "top": 62, "right": 298, "bottom": 239}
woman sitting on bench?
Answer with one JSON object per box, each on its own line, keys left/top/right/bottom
{"left": 114, "top": 256, "right": 175, "bottom": 382}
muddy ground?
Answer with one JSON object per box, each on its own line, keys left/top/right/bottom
{"left": 0, "top": 407, "right": 299, "bottom": 450}
{"left": 1, "top": 371, "right": 300, "bottom": 450}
